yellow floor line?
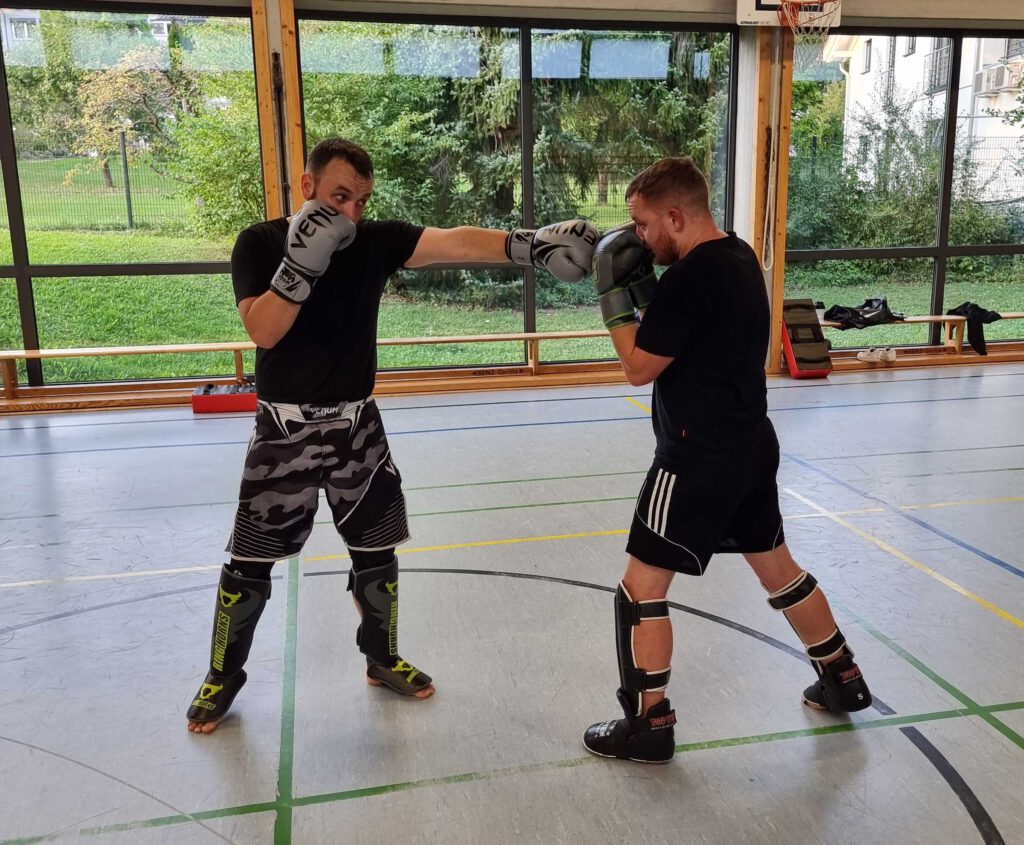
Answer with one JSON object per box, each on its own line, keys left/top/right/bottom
{"left": 0, "top": 564, "right": 222, "bottom": 590}
{"left": 304, "top": 529, "right": 630, "bottom": 562}
{"left": 783, "top": 487, "right": 1024, "bottom": 630}
{"left": 901, "top": 495, "right": 1024, "bottom": 511}
{"left": 624, "top": 397, "right": 652, "bottom": 413}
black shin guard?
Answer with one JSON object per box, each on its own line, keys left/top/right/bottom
{"left": 584, "top": 582, "right": 676, "bottom": 763}
{"left": 349, "top": 556, "right": 432, "bottom": 696}
{"left": 766, "top": 571, "right": 871, "bottom": 713}
{"left": 187, "top": 565, "right": 271, "bottom": 724}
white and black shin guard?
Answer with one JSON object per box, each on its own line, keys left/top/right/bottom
{"left": 614, "top": 582, "right": 671, "bottom": 718}
{"left": 349, "top": 557, "right": 432, "bottom": 696}
{"left": 583, "top": 582, "right": 676, "bottom": 763}
{"left": 187, "top": 564, "right": 271, "bottom": 724}
{"left": 767, "top": 570, "right": 872, "bottom": 712}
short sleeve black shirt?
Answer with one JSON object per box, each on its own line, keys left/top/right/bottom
{"left": 231, "top": 218, "right": 423, "bottom": 403}
{"left": 635, "top": 233, "right": 769, "bottom": 468}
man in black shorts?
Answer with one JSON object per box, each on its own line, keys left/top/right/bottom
{"left": 582, "top": 157, "right": 872, "bottom": 763}
{"left": 187, "top": 137, "right": 599, "bottom": 733}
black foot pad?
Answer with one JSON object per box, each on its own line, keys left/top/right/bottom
{"left": 187, "top": 669, "right": 247, "bottom": 724}
{"left": 803, "top": 655, "right": 872, "bottom": 712}
{"left": 366, "top": 658, "right": 433, "bottom": 696}
{"left": 583, "top": 699, "right": 676, "bottom": 763}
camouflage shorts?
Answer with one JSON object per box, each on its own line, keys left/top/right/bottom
{"left": 226, "top": 398, "right": 410, "bottom": 561}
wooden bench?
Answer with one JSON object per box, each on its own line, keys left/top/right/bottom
{"left": 0, "top": 331, "right": 612, "bottom": 403}
{"left": 820, "top": 314, "right": 968, "bottom": 354}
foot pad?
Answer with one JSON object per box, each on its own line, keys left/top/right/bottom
{"left": 366, "top": 658, "right": 433, "bottom": 697}
{"left": 187, "top": 669, "right": 247, "bottom": 724}
{"left": 583, "top": 699, "right": 676, "bottom": 763}
{"left": 803, "top": 655, "right": 872, "bottom": 712}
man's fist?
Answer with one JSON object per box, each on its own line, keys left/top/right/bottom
{"left": 506, "top": 219, "right": 599, "bottom": 283}
{"left": 270, "top": 201, "right": 357, "bottom": 304}
{"left": 592, "top": 227, "right": 657, "bottom": 330}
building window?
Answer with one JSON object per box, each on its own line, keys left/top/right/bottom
{"left": 11, "top": 18, "right": 38, "bottom": 41}
{"left": 1006, "top": 37, "right": 1024, "bottom": 59}
{"left": 151, "top": 21, "right": 169, "bottom": 37}
{"left": 924, "top": 39, "right": 950, "bottom": 94}
{"left": 863, "top": 38, "right": 872, "bottom": 73}
{"left": 904, "top": 35, "right": 916, "bottom": 56}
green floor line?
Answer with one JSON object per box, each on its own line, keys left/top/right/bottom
{"left": 273, "top": 558, "right": 301, "bottom": 845}
{"left": 13, "top": 699, "right": 1020, "bottom": 843}
{"left": 80, "top": 802, "right": 280, "bottom": 836}
{"left": 838, "top": 601, "right": 1024, "bottom": 751}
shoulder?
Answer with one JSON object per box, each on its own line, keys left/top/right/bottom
{"left": 234, "top": 218, "right": 286, "bottom": 251}
{"left": 357, "top": 219, "right": 424, "bottom": 240}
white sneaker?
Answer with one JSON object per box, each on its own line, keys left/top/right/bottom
{"left": 856, "top": 347, "right": 896, "bottom": 363}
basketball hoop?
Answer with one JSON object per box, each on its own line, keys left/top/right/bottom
{"left": 778, "top": 0, "right": 842, "bottom": 39}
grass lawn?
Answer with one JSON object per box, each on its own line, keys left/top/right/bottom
{"left": 0, "top": 186, "right": 1020, "bottom": 384}
{"left": 1, "top": 273, "right": 615, "bottom": 382}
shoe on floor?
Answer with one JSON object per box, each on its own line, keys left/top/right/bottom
{"left": 857, "top": 347, "right": 896, "bottom": 363}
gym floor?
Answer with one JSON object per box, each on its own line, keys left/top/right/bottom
{"left": 2, "top": 364, "right": 1023, "bottom": 845}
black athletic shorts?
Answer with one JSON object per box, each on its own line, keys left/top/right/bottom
{"left": 626, "top": 418, "right": 785, "bottom": 575}
{"left": 226, "top": 398, "right": 409, "bottom": 561}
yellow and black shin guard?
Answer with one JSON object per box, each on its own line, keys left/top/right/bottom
{"left": 350, "top": 557, "right": 432, "bottom": 696}
{"left": 187, "top": 565, "right": 270, "bottom": 724}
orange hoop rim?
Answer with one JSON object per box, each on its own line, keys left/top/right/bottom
{"left": 777, "top": 0, "right": 841, "bottom": 36}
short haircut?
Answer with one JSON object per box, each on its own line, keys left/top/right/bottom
{"left": 305, "top": 138, "right": 374, "bottom": 181}
{"left": 625, "top": 157, "right": 711, "bottom": 215}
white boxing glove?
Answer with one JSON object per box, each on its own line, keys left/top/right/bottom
{"left": 270, "top": 200, "right": 357, "bottom": 304}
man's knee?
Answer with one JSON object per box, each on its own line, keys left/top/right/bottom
{"left": 744, "top": 544, "right": 801, "bottom": 592}
{"left": 623, "top": 555, "right": 674, "bottom": 600}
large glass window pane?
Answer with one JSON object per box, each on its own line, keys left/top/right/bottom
{"left": 33, "top": 274, "right": 251, "bottom": 381}
{"left": 1, "top": 10, "right": 263, "bottom": 264}
{"left": 949, "top": 36, "right": 1024, "bottom": 245}
{"left": 945, "top": 255, "right": 1024, "bottom": 340}
{"left": 0, "top": 278, "right": 27, "bottom": 383}
{"left": 788, "top": 34, "right": 950, "bottom": 249}
{"left": 0, "top": 163, "right": 10, "bottom": 263}
{"left": 532, "top": 28, "right": 733, "bottom": 361}
{"left": 786, "top": 258, "right": 933, "bottom": 348}
{"left": 0, "top": 278, "right": 19, "bottom": 348}
{"left": 378, "top": 268, "right": 524, "bottom": 368}
{"left": 299, "top": 21, "right": 524, "bottom": 369}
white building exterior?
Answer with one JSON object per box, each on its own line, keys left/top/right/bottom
{"left": 825, "top": 33, "right": 1024, "bottom": 202}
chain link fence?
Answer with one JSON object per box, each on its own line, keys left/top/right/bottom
{"left": 3, "top": 138, "right": 193, "bottom": 233}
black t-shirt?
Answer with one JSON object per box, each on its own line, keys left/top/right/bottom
{"left": 635, "top": 232, "right": 769, "bottom": 468}
{"left": 231, "top": 218, "right": 423, "bottom": 403}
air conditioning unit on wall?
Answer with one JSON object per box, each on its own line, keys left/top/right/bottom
{"left": 976, "top": 63, "right": 1024, "bottom": 97}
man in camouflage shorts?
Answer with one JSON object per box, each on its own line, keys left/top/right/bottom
{"left": 186, "top": 138, "right": 599, "bottom": 732}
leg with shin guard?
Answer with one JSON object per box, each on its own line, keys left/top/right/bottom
{"left": 583, "top": 582, "right": 676, "bottom": 763}
{"left": 767, "top": 570, "right": 871, "bottom": 712}
{"left": 187, "top": 563, "right": 271, "bottom": 725}
{"left": 348, "top": 553, "right": 432, "bottom": 697}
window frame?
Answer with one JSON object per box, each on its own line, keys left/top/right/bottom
{"left": 785, "top": 27, "right": 1024, "bottom": 347}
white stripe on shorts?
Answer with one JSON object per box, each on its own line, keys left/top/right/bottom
{"left": 649, "top": 469, "right": 676, "bottom": 536}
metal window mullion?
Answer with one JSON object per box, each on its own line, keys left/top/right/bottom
{"left": 724, "top": 30, "right": 739, "bottom": 231}
{"left": 0, "top": 40, "right": 41, "bottom": 385}
{"left": 931, "top": 36, "right": 962, "bottom": 345}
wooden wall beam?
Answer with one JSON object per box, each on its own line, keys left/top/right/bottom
{"left": 251, "top": 0, "right": 283, "bottom": 220}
